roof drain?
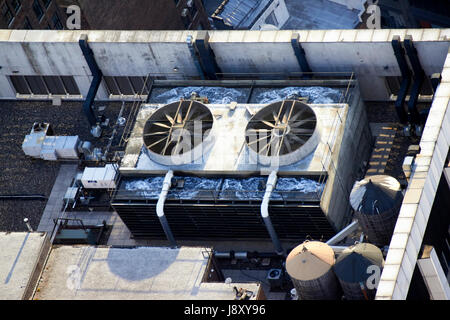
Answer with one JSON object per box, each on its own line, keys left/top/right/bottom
{"left": 261, "top": 171, "right": 284, "bottom": 256}
{"left": 157, "top": 170, "right": 177, "bottom": 248}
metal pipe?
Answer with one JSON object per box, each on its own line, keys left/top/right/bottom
{"left": 24, "top": 218, "right": 33, "bottom": 232}
{"left": 326, "top": 220, "right": 359, "bottom": 245}
{"left": 261, "top": 171, "right": 284, "bottom": 255}
{"left": 330, "top": 246, "right": 349, "bottom": 253}
{"left": 213, "top": 251, "right": 283, "bottom": 260}
{"left": 0, "top": 194, "right": 47, "bottom": 201}
{"left": 156, "top": 170, "right": 177, "bottom": 248}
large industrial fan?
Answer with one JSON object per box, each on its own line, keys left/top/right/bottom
{"left": 245, "top": 100, "right": 320, "bottom": 166}
{"left": 143, "top": 100, "right": 215, "bottom": 165}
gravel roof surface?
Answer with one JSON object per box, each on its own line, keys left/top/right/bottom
{"left": 0, "top": 100, "right": 132, "bottom": 232}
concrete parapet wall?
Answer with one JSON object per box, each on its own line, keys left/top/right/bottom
{"left": 0, "top": 29, "right": 449, "bottom": 100}
{"left": 376, "top": 47, "right": 450, "bottom": 300}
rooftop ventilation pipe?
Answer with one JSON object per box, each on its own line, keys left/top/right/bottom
{"left": 325, "top": 220, "right": 359, "bottom": 246}
{"left": 79, "top": 34, "right": 103, "bottom": 135}
{"left": 261, "top": 171, "right": 284, "bottom": 256}
{"left": 157, "top": 170, "right": 177, "bottom": 248}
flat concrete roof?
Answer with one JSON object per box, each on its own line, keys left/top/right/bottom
{"left": 34, "top": 246, "right": 261, "bottom": 300}
{"left": 0, "top": 232, "right": 47, "bottom": 300}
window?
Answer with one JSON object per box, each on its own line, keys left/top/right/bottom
{"left": 23, "top": 17, "right": 32, "bottom": 29}
{"left": 52, "top": 12, "right": 63, "bottom": 29}
{"left": 104, "top": 76, "right": 152, "bottom": 96}
{"left": 32, "top": 0, "right": 44, "bottom": 21}
{"left": 10, "top": 75, "right": 80, "bottom": 96}
{"left": 10, "top": 0, "right": 21, "bottom": 13}
{"left": 42, "top": 0, "right": 51, "bottom": 9}
{"left": 2, "top": 4, "right": 14, "bottom": 26}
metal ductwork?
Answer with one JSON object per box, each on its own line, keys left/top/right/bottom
{"left": 261, "top": 171, "right": 284, "bottom": 255}
{"left": 156, "top": 170, "right": 177, "bottom": 247}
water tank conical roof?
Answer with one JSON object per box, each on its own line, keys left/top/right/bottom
{"left": 286, "top": 241, "right": 341, "bottom": 300}
{"left": 350, "top": 175, "right": 401, "bottom": 214}
{"left": 286, "top": 241, "right": 335, "bottom": 280}
{"left": 349, "top": 175, "right": 403, "bottom": 246}
{"left": 334, "top": 243, "right": 384, "bottom": 300}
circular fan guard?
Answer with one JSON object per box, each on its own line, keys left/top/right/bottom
{"left": 245, "top": 100, "right": 320, "bottom": 166}
{"left": 143, "top": 100, "right": 214, "bottom": 165}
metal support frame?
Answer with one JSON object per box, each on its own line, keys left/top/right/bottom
{"left": 291, "top": 33, "right": 312, "bottom": 79}
{"left": 79, "top": 34, "right": 103, "bottom": 127}
{"left": 194, "top": 31, "right": 221, "bottom": 80}
{"left": 187, "top": 35, "right": 205, "bottom": 80}
{"left": 391, "top": 35, "right": 410, "bottom": 124}
{"left": 404, "top": 35, "right": 425, "bottom": 125}
{"left": 431, "top": 73, "right": 442, "bottom": 94}
{"left": 145, "top": 77, "right": 155, "bottom": 103}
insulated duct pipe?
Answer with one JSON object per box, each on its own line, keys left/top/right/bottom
{"left": 326, "top": 220, "right": 359, "bottom": 246}
{"left": 213, "top": 251, "right": 283, "bottom": 260}
{"left": 157, "top": 170, "right": 177, "bottom": 248}
{"left": 261, "top": 171, "right": 284, "bottom": 255}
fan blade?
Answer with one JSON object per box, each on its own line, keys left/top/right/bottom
{"left": 247, "top": 128, "right": 271, "bottom": 133}
{"left": 261, "top": 120, "right": 276, "bottom": 128}
{"left": 177, "top": 112, "right": 182, "bottom": 124}
{"left": 165, "top": 113, "right": 175, "bottom": 124}
{"left": 143, "top": 131, "right": 170, "bottom": 136}
{"left": 147, "top": 136, "right": 168, "bottom": 148}
{"left": 291, "top": 128, "right": 314, "bottom": 134}
{"left": 284, "top": 139, "right": 292, "bottom": 153}
{"left": 289, "top": 108, "right": 306, "bottom": 122}
{"left": 289, "top": 134, "right": 306, "bottom": 145}
{"left": 272, "top": 111, "right": 279, "bottom": 122}
{"left": 290, "top": 117, "right": 315, "bottom": 128}
{"left": 154, "top": 122, "right": 171, "bottom": 129}
{"left": 248, "top": 135, "right": 269, "bottom": 146}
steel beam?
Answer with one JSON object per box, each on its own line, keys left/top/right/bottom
{"left": 404, "top": 35, "right": 425, "bottom": 124}
{"left": 291, "top": 33, "right": 312, "bottom": 79}
{"left": 391, "top": 35, "right": 410, "bottom": 124}
{"left": 194, "top": 31, "right": 221, "bottom": 80}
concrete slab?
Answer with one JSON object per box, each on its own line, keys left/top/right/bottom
{"left": 37, "top": 164, "right": 78, "bottom": 233}
{"left": 34, "top": 246, "right": 261, "bottom": 300}
{"left": 0, "top": 232, "right": 47, "bottom": 300}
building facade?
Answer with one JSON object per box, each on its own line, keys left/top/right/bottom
{"left": 56, "top": 0, "right": 211, "bottom": 30}
{"left": 1, "top": 0, "right": 66, "bottom": 29}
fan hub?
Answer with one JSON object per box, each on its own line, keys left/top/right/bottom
{"left": 272, "top": 124, "right": 291, "bottom": 137}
